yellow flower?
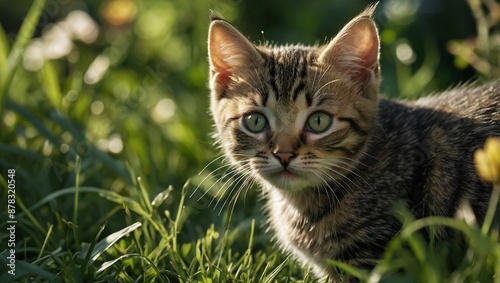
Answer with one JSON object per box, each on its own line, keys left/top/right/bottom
{"left": 474, "top": 137, "right": 500, "bottom": 184}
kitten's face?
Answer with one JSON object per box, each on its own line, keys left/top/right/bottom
{"left": 208, "top": 10, "right": 380, "bottom": 192}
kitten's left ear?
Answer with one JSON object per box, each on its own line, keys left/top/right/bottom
{"left": 318, "top": 5, "right": 380, "bottom": 85}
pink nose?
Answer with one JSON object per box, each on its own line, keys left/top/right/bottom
{"left": 273, "top": 151, "right": 296, "bottom": 167}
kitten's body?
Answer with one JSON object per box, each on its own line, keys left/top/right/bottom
{"left": 267, "top": 83, "right": 500, "bottom": 280}
{"left": 207, "top": 7, "right": 500, "bottom": 282}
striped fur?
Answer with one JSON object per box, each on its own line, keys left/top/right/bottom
{"left": 208, "top": 6, "right": 500, "bottom": 282}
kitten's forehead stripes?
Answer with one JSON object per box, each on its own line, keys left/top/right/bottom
{"left": 262, "top": 47, "right": 316, "bottom": 106}
{"left": 290, "top": 56, "right": 308, "bottom": 103}
{"left": 266, "top": 53, "right": 280, "bottom": 105}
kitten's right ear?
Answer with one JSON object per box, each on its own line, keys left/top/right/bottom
{"left": 208, "top": 19, "right": 261, "bottom": 88}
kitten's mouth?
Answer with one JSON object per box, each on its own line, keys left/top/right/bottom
{"left": 261, "top": 168, "right": 315, "bottom": 192}
{"left": 266, "top": 168, "right": 302, "bottom": 183}
{"left": 276, "top": 169, "right": 297, "bottom": 179}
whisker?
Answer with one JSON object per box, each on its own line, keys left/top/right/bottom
{"left": 191, "top": 163, "right": 233, "bottom": 198}
{"left": 213, "top": 166, "right": 251, "bottom": 210}
{"left": 197, "top": 154, "right": 228, "bottom": 175}
{"left": 199, "top": 165, "right": 244, "bottom": 202}
{"left": 209, "top": 164, "right": 248, "bottom": 205}
{"left": 313, "top": 158, "right": 374, "bottom": 190}
{"left": 313, "top": 166, "right": 354, "bottom": 198}
{"left": 311, "top": 170, "right": 336, "bottom": 207}
{"left": 220, "top": 173, "right": 255, "bottom": 216}
{"left": 195, "top": 154, "right": 258, "bottom": 216}
{"left": 194, "top": 153, "right": 253, "bottom": 197}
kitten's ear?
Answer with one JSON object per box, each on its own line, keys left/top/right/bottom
{"left": 318, "top": 5, "right": 380, "bottom": 85}
{"left": 208, "top": 19, "right": 261, "bottom": 88}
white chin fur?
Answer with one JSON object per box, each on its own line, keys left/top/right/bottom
{"left": 256, "top": 168, "right": 317, "bottom": 193}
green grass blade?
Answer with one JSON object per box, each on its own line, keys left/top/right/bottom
{"left": 81, "top": 222, "right": 107, "bottom": 270}
{"left": 41, "top": 61, "right": 63, "bottom": 109}
{"left": 16, "top": 195, "right": 46, "bottom": 236}
{"left": 95, "top": 253, "right": 172, "bottom": 282}
{"left": 5, "top": 118, "right": 128, "bottom": 189}
{"left": 37, "top": 224, "right": 54, "bottom": 260}
{"left": 72, "top": 155, "right": 82, "bottom": 226}
{"left": 0, "top": 143, "right": 44, "bottom": 161}
{"left": 0, "top": 25, "right": 10, "bottom": 70}
{"left": 137, "top": 176, "right": 153, "bottom": 214}
{"left": 0, "top": 255, "right": 58, "bottom": 282}
{"left": 17, "top": 187, "right": 150, "bottom": 222}
{"left": 173, "top": 181, "right": 189, "bottom": 242}
{"left": 49, "top": 111, "right": 131, "bottom": 181}
{"left": 0, "top": 0, "right": 47, "bottom": 113}
{"left": 5, "top": 100, "right": 62, "bottom": 146}
{"left": 262, "top": 255, "right": 290, "bottom": 283}
{"left": 325, "top": 259, "right": 370, "bottom": 282}
{"left": 7, "top": 100, "right": 130, "bottom": 183}
{"left": 96, "top": 253, "right": 141, "bottom": 274}
{"left": 85, "top": 222, "right": 142, "bottom": 264}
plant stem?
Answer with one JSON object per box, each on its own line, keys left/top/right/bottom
{"left": 482, "top": 184, "right": 500, "bottom": 234}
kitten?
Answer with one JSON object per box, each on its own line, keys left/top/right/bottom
{"left": 207, "top": 5, "right": 500, "bottom": 282}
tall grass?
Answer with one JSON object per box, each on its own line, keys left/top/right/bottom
{"left": 0, "top": 0, "right": 498, "bottom": 282}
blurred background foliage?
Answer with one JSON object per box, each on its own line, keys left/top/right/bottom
{"left": 0, "top": 0, "right": 499, "bottom": 281}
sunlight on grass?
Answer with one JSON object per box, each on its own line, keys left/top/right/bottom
{"left": 0, "top": 0, "right": 498, "bottom": 282}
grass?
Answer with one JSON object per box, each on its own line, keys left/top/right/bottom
{"left": 0, "top": 0, "right": 499, "bottom": 282}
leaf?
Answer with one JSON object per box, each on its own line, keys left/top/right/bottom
{"left": 80, "top": 222, "right": 142, "bottom": 266}
{"left": 151, "top": 186, "right": 173, "bottom": 207}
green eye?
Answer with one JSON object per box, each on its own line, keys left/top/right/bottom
{"left": 306, "top": 112, "right": 332, "bottom": 133}
{"left": 243, "top": 112, "right": 268, "bottom": 133}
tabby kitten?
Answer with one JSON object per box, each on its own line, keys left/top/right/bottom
{"left": 207, "top": 5, "right": 500, "bottom": 282}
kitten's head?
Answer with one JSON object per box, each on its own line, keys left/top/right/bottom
{"left": 208, "top": 7, "right": 380, "bottom": 193}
